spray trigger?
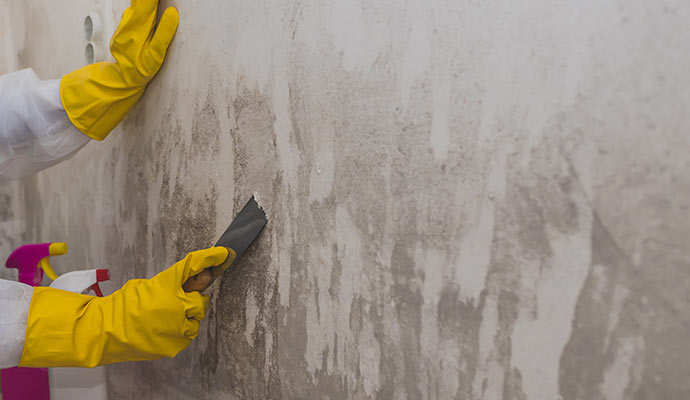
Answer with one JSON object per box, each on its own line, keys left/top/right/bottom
{"left": 88, "top": 269, "right": 111, "bottom": 297}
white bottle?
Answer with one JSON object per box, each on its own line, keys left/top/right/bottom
{"left": 49, "top": 269, "right": 110, "bottom": 400}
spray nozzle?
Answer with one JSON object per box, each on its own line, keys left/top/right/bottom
{"left": 89, "top": 269, "right": 111, "bottom": 297}
{"left": 6, "top": 242, "right": 69, "bottom": 287}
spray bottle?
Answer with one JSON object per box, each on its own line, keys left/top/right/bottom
{"left": 1, "top": 242, "right": 69, "bottom": 400}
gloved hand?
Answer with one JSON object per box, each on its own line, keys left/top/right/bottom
{"left": 18, "top": 247, "right": 229, "bottom": 368}
{"left": 60, "top": 0, "right": 179, "bottom": 141}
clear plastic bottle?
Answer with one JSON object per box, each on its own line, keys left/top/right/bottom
{"left": 49, "top": 269, "right": 110, "bottom": 400}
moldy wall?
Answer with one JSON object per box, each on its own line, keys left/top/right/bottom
{"left": 1, "top": 0, "right": 689, "bottom": 399}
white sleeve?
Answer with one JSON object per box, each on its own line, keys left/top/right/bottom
{"left": 0, "top": 68, "right": 91, "bottom": 180}
{"left": 0, "top": 279, "right": 33, "bottom": 369}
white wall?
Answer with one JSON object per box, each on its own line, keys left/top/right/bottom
{"left": 1, "top": 0, "right": 689, "bottom": 399}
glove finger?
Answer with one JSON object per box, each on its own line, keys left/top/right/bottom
{"left": 129, "top": 0, "right": 157, "bottom": 20}
{"left": 180, "top": 247, "right": 230, "bottom": 281}
{"left": 148, "top": 7, "right": 179, "bottom": 65}
{"left": 209, "top": 247, "right": 237, "bottom": 282}
{"left": 185, "top": 291, "right": 211, "bottom": 321}
{"left": 109, "top": 2, "right": 158, "bottom": 61}
{"left": 183, "top": 318, "right": 201, "bottom": 340}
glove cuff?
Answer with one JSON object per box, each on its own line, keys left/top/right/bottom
{"left": 60, "top": 63, "right": 145, "bottom": 141}
{"left": 19, "top": 287, "right": 102, "bottom": 367}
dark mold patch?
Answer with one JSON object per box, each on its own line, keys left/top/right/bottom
{"left": 0, "top": 193, "right": 12, "bottom": 220}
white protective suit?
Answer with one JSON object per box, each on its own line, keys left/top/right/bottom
{"left": 0, "top": 68, "right": 90, "bottom": 368}
{"left": 0, "top": 68, "right": 90, "bottom": 179}
{"left": 0, "top": 281, "right": 32, "bottom": 368}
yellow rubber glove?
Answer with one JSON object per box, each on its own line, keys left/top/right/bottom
{"left": 18, "top": 247, "right": 229, "bottom": 368}
{"left": 60, "top": 0, "right": 179, "bottom": 141}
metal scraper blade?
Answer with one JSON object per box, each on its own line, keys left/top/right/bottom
{"left": 216, "top": 196, "right": 267, "bottom": 258}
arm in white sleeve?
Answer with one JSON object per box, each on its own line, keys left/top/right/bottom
{"left": 0, "top": 68, "right": 91, "bottom": 180}
{"left": 0, "top": 279, "right": 33, "bottom": 369}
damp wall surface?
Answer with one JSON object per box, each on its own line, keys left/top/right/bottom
{"left": 1, "top": 0, "right": 690, "bottom": 399}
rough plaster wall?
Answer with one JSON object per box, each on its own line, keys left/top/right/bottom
{"left": 1, "top": 0, "right": 690, "bottom": 399}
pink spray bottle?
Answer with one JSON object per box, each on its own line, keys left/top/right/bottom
{"left": 1, "top": 242, "right": 67, "bottom": 400}
{"left": 1, "top": 243, "right": 109, "bottom": 400}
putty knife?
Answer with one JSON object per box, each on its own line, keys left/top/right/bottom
{"left": 183, "top": 196, "right": 267, "bottom": 292}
